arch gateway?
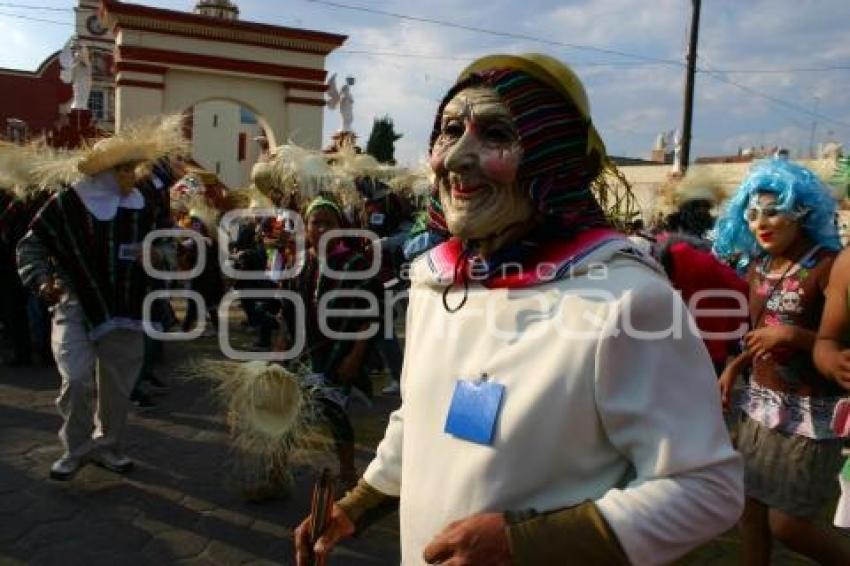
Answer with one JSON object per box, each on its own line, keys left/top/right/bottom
{"left": 100, "top": 0, "right": 346, "bottom": 151}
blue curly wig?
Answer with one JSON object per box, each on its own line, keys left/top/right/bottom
{"left": 713, "top": 158, "right": 841, "bottom": 264}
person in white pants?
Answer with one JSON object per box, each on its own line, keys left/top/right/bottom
{"left": 51, "top": 298, "right": 143, "bottom": 470}
{"left": 16, "top": 117, "right": 186, "bottom": 480}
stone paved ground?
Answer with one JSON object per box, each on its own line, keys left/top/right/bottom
{"left": 0, "top": 322, "right": 401, "bottom": 566}
{"left": 0, "top": 319, "right": 841, "bottom": 566}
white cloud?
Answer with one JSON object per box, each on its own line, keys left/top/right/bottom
{"left": 524, "top": 0, "right": 687, "bottom": 57}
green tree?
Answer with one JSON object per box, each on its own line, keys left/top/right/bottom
{"left": 366, "top": 115, "right": 403, "bottom": 165}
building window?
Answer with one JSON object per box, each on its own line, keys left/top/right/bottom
{"left": 216, "top": 161, "right": 221, "bottom": 175}
{"left": 213, "top": 114, "right": 219, "bottom": 128}
{"left": 238, "top": 133, "right": 247, "bottom": 162}
{"left": 88, "top": 91, "right": 105, "bottom": 120}
{"left": 240, "top": 108, "right": 257, "bottom": 124}
{"left": 6, "top": 119, "right": 27, "bottom": 143}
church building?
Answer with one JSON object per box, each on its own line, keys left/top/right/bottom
{"left": 0, "top": 0, "right": 346, "bottom": 188}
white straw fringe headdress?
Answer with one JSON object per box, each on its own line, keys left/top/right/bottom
{"left": 0, "top": 141, "right": 60, "bottom": 198}
{"left": 194, "top": 360, "right": 321, "bottom": 466}
{"left": 675, "top": 167, "right": 726, "bottom": 205}
{"left": 29, "top": 114, "right": 189, "bottom": 189}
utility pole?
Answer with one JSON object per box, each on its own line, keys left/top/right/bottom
{"left": 679, "top": 0, "right": 702, "bottom": 173}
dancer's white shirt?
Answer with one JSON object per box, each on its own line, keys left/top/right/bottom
{"left": 363, "top": 242, "right": 743, "bottom": 565}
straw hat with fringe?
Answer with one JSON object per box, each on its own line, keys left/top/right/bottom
{"left": 0, "top": 142, "right": 28, "bottom": 190}
{"left": 0, "top": 141, "right": 60, "bottom": 198}
{"left": 250, "top": 160, "right": 277, "bottom": 195}
{"left": 261, "top": 143, "right": 358, "bottom": 212}
{"left": 221, "top": 185, "right": 273, "bottom": 211}
{"left": 192, "top": 360, "right": 323, "bottom": 467}
{"left": 265, "top": 143, "right": 335, "bottom": 199}
{"left": 386, "top": 164, "right": 433, "bottom": 198}
{"left": 30, "top": 114, "right": 188, "bottom": 188}
{"left": 675, "top": 167, "right": 725, "bottom": 206}
{"left": 250, "top": 142, "right": 426, "bottom": 224}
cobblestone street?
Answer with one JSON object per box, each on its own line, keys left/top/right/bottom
{"left": 0, "top": 329, "right": 401, "bottom": 566}
{"left": 0, "top": 327, "right": 835, "bottom": 565}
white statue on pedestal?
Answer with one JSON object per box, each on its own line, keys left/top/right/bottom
{"left": 672, "top": 128, "right": 682, "bottom": 172}
{"left": 59, "top": 41, "right": 92, "bottom": 111}
{"left": 327, "top": 73, "right": 355, "bottom": 132}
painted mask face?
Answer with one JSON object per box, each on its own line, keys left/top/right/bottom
{"left": 430, "top": 86, "right": 534, "bottom": 240}
{"left": 746, "top": 193, "right": 801, "bottom": 256}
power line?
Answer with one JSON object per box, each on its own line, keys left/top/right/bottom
{"left": 308, "top": 0, "right": 850, "bottom": 134}
{"left": 702, "top": 65, "right": 850, "bottom": 74}
{"left": 339, "top": 47, "right": 850, "bottom": 74}
{"left": 0, "top": 9, "right": 71, "bottom": 25}
{"left": 336, "top": 49, "right": 677, "bottom": 69}
{"left": 304, "top": 0, "right": 685, "bottom": 67}
{"left": 700, "top": 68, "right": 850, "bottom": 131}
{"left": 0, "top": 2, "right": 70, "bottom": 11}
{"left": 696, "top": 54, "right": 848, "bottom": 131}
{"left": 335, "top": 46, "right": 850, "bottom": 133}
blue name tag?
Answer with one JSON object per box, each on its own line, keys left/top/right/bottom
{"left": 444, "top": 377, "right": 505, "bottom": 446}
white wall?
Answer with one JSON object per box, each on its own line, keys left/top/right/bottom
{"left": 285, "top": 103, "right": 323, "bottom": 149}
{"left": 619, "top": 158, "right": 842, "bottom": 220}
{"left": 117, "top": 67, "right": 325, "bottom": 187}
{"left": 115, "top": 86, "right": 164, "bottom": 131}
{"left": 191, "top": 101, "right": 265, "bottom": 188}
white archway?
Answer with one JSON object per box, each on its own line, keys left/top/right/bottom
{"left": 182, "top": 95, "right": 270, "bottom": 187}
{"left": 101, "top": 0, "right": 344, "bottom": 150}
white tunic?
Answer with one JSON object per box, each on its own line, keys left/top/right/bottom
{"left": 364, "top": 241, "right": 743, "bottom": 565}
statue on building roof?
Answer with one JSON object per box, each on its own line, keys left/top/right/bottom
{"left": 326, "top": 73, "right": 355, "bottom": 133}
{"left": 59, "top": 41, "right": 92, "bottom": 111}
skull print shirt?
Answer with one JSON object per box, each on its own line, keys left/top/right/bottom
{"left": 738, "top": 246, "right": 843, "bottom": 438}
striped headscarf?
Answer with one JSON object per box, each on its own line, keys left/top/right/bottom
{"left": 427, "top": 68, "right": 609, "bottom": 241}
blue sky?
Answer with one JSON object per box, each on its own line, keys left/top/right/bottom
{"left": 2, "top": 0, "right": 849, "bottom": 166}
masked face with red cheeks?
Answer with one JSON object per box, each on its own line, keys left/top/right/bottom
{"left": 430, "top": 86, "right": 535, "bottom": 243}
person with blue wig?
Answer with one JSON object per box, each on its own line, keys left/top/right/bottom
{"left": 713, "top": 158, "right": 842, "bottom": 266}
{"left": 716, "top": 158, "right": 850, "bottom": 564}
